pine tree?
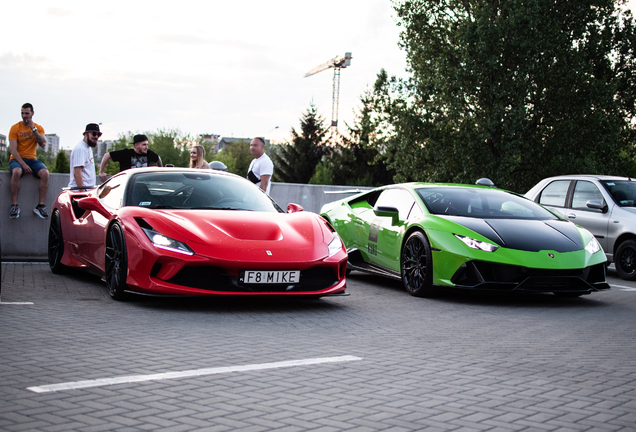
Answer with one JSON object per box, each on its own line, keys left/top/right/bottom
{"left": 53, "top": 150, "right": 70, "bottom": 174}
{"left": 332, "top": 89, "right": 395, "bottom": 186}
{"left": 272, "top": 103, "right": 327, "bottom": 183}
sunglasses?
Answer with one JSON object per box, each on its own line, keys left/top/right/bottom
{"left": 89, "top": 131, "right": 102, "bottom": 137}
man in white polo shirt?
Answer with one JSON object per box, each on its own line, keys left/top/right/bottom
{"left": 247, "top": 137, "right": 273, "bottom": 195}
{"left": 69, "top": 123, "right": 100, "bottom": 191}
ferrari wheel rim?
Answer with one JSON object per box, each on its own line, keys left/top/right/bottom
{"left": 48, "top": 211, "right": 63, "bottom": 267}
{"left": 402, "top": 235, "right": 428, "bottom": 292}
{"left": 105, "top": 224, "right": 126, "bottom": 296}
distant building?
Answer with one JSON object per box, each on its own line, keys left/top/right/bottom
{"left": 44, "top": 134, "right": 60, "bottom": 155}
{"left": 96, "top": 140, "right": 114, "bottom": 162}
{"left": 0, "top": 133, "right": 6, "bottom": 155}
{"left": 200, "top": 133, "right": 220, "bottom": 150}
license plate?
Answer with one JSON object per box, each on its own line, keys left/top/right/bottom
{"left": 241, "top": 270, "right": 301, "bottom": 284}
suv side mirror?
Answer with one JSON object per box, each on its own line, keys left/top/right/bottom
{"left": 586, "top": 200, "right": 606, "bottom": 212}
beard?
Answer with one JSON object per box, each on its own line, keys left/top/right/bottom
{"left": 87, "top": 140, "right": 97, "bottom": 148}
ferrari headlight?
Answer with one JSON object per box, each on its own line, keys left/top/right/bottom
{"left": 585, "top": 238, "right": 601, "bottom": 254}
{"left": 328, "top": 233, "right": 343, "bottom": 257}
{"left": 455, "top": 234, "right": 499, "bottom": 252}
{"left": 142, "top": 228, "right": 194, "bottom": 255}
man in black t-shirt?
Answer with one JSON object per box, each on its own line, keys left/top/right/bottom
{"left": 99, "top": 134, "right": 163, "bottom": 182}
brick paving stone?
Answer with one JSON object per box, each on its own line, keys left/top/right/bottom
{"left": 2, "top": 263, "right": 636, "bottom": 431}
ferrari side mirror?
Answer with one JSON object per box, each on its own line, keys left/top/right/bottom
{"left": 77, "top": 197, "right": 111, "bottom": 219}
{"left": 374, "top": 205, "right": 399, "bottom": 225}
{"left": 287, "top": 203, "right": 304, "bottom": 213}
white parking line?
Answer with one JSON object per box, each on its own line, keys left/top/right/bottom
{"left": 27, "top": 355, "right": 363, "bottom": 393}
{"left": 0, "top": 302, "right": 34, "bottom": 305}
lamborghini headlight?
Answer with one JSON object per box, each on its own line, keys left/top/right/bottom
{"left": 585, "top": 237, "right": 601, "bottom": 254}
{"left": 142, "top": 228, "right": 194, "bottom": 255}
{"left": 328, "top": 233, "right": 343, "bottom": 257}
{"left": 455, "top": 234, "right": 499, "bottom": 252}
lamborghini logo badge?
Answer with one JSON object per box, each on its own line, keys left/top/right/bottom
{"left": 548, "top": 253, "right": 554, "bottom": 258}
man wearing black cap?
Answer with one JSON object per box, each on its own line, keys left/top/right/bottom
{"left": 69, "top": 123, "right": 100, "bottom": 190}
{"left": 98, "top": 134, "right": 162, "bottom": 182}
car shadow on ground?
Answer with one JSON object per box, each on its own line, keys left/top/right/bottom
{"left": 346, "top": 272, "right": 609, "bottom": 308}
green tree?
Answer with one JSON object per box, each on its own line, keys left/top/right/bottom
{"left": 309, "top": 157, "right": 334, "bottom": 185}
{"left": 332, "top": 89, "right": 395, "bottom": 186}
{"left": 374, "top": 0, "right": 636, "bottom": 192}
{"left": 52, "top": 150, "right": 70, "bottom": 174}
{"left": 272, "top": 103, "right": 328, "bottom": 183}
{"left": 212, "top": 140, "right": 252, "bottom": 176}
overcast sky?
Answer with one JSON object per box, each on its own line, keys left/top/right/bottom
{"left": 3, "top": 1, "right": 634, "bottom": 151}
{"left": 0, "top": 0, "right": 408, "bottom": 149}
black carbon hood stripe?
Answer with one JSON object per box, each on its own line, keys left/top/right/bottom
{"left": 440, "top": 216, "right": 583, "bottom": 252}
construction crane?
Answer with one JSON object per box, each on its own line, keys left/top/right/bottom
{"left": 304, "top": 52, "right": 352, "bottom": 130}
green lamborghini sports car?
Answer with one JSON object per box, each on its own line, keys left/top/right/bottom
{"left": 320, "top": 182, "right": 610, "bottom": 297}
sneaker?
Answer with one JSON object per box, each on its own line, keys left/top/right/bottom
{"left": 9, "top": 205, "right": 20, "bottom": 219}
{"left": 34, "top": 204, "right": 49, "bottom": 219}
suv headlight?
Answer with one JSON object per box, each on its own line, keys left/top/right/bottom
{"left": 142, "top": 228, "right": 194, "bottom": 255}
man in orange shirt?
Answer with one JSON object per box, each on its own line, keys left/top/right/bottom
{"left": 8, "top": 103, "right": 49, "bottom": 219}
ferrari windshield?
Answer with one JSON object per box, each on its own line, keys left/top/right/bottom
{"left": 416, "top": 187, "right": 557, "bottom": 220}
{"left": 601, "top": 180, "right": 636, "bottom": 207}
{"left": 126, "top": 172, "right": 283, "bottom": 212}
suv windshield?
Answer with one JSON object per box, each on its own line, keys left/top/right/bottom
{"left": 416, "top": 187, "right": 558, "bottom": 220}
{"left": 601, "top": 180, "right": 636, "bottom": 207}
{"left": 126, "top": 172, "right": 283, "bottom": 212}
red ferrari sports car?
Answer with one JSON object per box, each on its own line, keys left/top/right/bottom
{"left": 48, "top": 167, "right": 348, "bottom": 300}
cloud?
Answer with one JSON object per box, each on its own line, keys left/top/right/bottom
{"left": 46, "top": 8, "right": 73, "bottom": 18}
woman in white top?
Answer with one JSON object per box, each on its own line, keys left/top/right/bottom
{"left": 189, "top": 145, "right": 211, "bottom": 169}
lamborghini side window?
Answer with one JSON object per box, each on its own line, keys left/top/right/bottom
{"left": 572, "top": 181, "right": 604, "bottom": 212}
{"left": 538, "top": 180, "right": 570, "bottom": 207}
{"left": 375, "top": 189, "right": 415, "bottom": 220}
{"left": 99, "top": 176, "right": 126, "bottom": 210}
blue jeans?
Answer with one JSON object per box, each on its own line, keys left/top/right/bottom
{"left": 9, "top": 158, "right": 48, "bottom": 179}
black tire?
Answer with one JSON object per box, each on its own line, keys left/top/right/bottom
{"left": 48, "top": 210, "right": 68, "bottom": 274}
{"left": 105, "top": 222, "right": 128, "bottom": 300}
{"left": 615, "top": 239, "right": 636, "bottom": 281}
{"left": 401, "top": 231, "right": 436, "bottom": 297}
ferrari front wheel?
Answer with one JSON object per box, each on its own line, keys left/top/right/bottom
{"left": 615, "top": 239, "right": 636, "bottom": 281}
{"left": 105, "top": 222, "right": 128, "bottom": 300}
{"left": 48, "top": 210, "right": 67, "bottom": 274}
{"left": 401, "top": 231, "right": 435, "bottom": 297}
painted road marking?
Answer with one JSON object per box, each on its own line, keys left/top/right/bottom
{"left": 27, "top": 355, "right": 363, "bottom": 393}
{"left": 0, "top": 302, "right": 34, "bottom": 305}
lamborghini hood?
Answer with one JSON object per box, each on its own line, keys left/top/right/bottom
{"left": 440, "top": 216, "right": 584, "bottom": 252}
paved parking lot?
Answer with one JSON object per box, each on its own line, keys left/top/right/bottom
{"left": 1, "top": 262, "right": 635, "bottom": 431}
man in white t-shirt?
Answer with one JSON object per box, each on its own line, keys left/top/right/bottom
{"left": 69, "top": 123, "right": 100, "bottom": 191}
{"left": 247, "top": 137, "right": 273, "bottom": 195}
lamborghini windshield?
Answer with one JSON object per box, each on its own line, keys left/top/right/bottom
{"left": 416, "top": 187, "right": 557, "bottom": 220}
{"left": 125, "top": 172, "right": 283, "bottom": 212}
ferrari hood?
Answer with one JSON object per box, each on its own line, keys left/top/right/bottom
{"left": 150, "top": 210, "right": 325, "bottom": 247}
{"left": 440, "top": 216, "right": 584, "bottom": 252}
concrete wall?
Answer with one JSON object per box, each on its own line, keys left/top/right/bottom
{"left": 0, "top": 171, "right": 372, "bottom": 261}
